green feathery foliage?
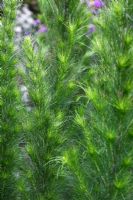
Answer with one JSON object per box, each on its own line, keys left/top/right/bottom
{"left": 2, "top": 0, "right": 131, "bottom": 199}
{"left": 22, "top": 37, "right": 65, "bottom": 200}
{"left": 37, "top": 0, "right": 91, "bottom": 143}
{"left": 61, "top": 0, "right": 133, "bottom": 199}
{"left": 21, "top": 0, "right": 92, "bottom": 199}
{"left": 0, "top": 0, "right": 22, "bottom": 199}
{"left": 38, "top": 0, "right": 91, "bottom": 86}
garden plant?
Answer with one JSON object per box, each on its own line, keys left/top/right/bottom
{"left": 0, "top": 0, "right": 133, "bottom": 200}
{"left": 0, "top": 0, "right": 22, "bottom": 199}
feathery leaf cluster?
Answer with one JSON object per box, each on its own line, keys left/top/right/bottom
{"left": 0, "top": 0, "right": 22, "bottom": 199}
{"left": 0, "top": 0, "right": 133, "bottom": 199}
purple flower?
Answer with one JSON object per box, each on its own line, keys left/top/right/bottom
{"left": 89, "top": 24, "right": 96, "bottom": 33}
{"left": 38, "top": 25, "right": 48, "bottom": 33}
{"left": 34, "top": 19, "right": 41, "bottom": 26}
{"left": 93, "top": 0, "right": 104, "bottom": 9}
{"left": 82, "top": 0, "right": 104, "bottom": 10}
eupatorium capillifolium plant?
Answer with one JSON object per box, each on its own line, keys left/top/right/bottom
{"left": 0, "top": 0, "right": 22, "bottom": 199}
{"left": 1, "top": 0, "right": 132, "bottom": 199}
{"left": 37, "top": 0, "right": 92, "bottom": 145}
{"left": 20, "top": 1, "right": 89, "bottom": 199}
{"left": 21, "top": 36, "right": 65, "bottom": 200}
{"left": 21, "top": 0, "right": 91, "bottom": 199}
{"left": 60, "top": 0, "right": 133, "bottom": 199}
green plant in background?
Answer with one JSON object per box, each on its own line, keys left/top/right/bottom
{"left": 61, "top": 0, "right": 133, "bottom": 199}
{"left": 0, "top": 0, "right": 22, "bottom": 199}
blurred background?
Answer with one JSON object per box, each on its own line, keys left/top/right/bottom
{"left": 23, "top": 0, "right": 39, "bottom": 13}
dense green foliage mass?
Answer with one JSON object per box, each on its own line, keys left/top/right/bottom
{"left": 0, "top": 0, "right": 133, "bottom": 199}
{"left": 63, "top": 1, "right": 133, "bottom": 199}
{"left": 0, "top": 0, "right": 22, "bottom": 199}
